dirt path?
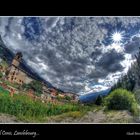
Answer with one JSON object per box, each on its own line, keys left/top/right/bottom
{"left": 0, "top": 109, "right": 134, "bottom": 123}
{"left": 0, "top": 113, "right": 23, "bottom": 123}
{"left": 47, "top": 109, "right": 134, "bottom": 123}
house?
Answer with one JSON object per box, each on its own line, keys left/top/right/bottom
{"left": 42, "top": 84, "right": 50, "bottom": 94}
{"left": 28, "top": 89, "right": 35, "bottom": 95}
{"left": 7, "top": 85, "right": 18, "bottom": 94}
{"left": 58, "top": 93, "right": 65, "bottom": 98}
{"left": 5, "top": 52, "right": 33, "bottom": 85}
{"left": 64, "top": 92, "right": 79, "bottom": 102}
{"left": 0, "top": 65, "right": 4, "bottom": 72}
{"left": 0, "top": 81, "right": 18, "bottom": 95}
{"left": 0, "top": 64, "right": 6, "bottom": 76}
{"left": 3, "top": 52, "right": 79, "bottom": 103}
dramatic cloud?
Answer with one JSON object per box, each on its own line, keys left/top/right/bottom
{"left": 97, "top": 49, "right": 124, "bottom": 72}
{"left": 0, "top": 17, "right": 140, "bottom": 93}
{"left": 124, "top": 36, "right": 140, "bottom": 54}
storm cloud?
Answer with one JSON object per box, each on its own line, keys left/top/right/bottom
{"left": 0, "top": 17, "right": 140, "bottom": 93}
{"left": 124, "top": 36, "right": 140, "bottom": 54}
{"left": 97, "top": 49, "right": 124, "bottom": 72}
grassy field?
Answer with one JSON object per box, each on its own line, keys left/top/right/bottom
{"left": 0, "top": 93, "right": 91, "bottom": 122}
{"left": 0, "top": 84, "right": 138, "bottom": 123}
{"left": 0, "top": 86, "right": 10, "bottom": 94}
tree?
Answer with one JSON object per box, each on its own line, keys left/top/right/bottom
{"left": 95, "top": 95, "right": 103, "bottom": 105}
{"left": 65, "top": 96, "right": 71, "bottom": 101}
{"left": 111, "top": 63, "right": 136, "bottom": 92}
{"left": 30, "top": 80, "right": 42, "bottom": 94}
{"left": 22, "top": 80, "right": 43, "bottom": 95}
{"left": 111, "top": 47, "right": 140, "bottom": 92}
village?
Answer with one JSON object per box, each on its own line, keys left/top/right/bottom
{"left": 0, "top": 52, "right": 79, "bottom": 104}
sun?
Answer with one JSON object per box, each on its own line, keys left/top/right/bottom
{"left": 111, "top": 31, "right": 124, "bottom": 44}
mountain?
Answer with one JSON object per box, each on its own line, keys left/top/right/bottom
{"left": 79, "top": 89, "right": 110, "bottom": 103}
{"left": 0, "top": 35, "right": 53, "bottom": 88}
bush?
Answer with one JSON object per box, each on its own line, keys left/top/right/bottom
{"left": 104, "top": 88, "right": 139, "bottom": 115}
{"left": 21, "top": 80, "right": 43, "bottom": 95}
{"left": 134, "top": 89, "right": 140, "bottom": 104}
{"left": 65, "top": 96, "right": 71, "bottom": 101}
{"left": 130, "top": 102, "right": 139, "bottom": 116}
{"left": 0, "top": 72, "right": 3, "bottom": 78}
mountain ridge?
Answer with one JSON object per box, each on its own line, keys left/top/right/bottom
{"left": 79, "top": 89, "right": 110, "bottom": 103}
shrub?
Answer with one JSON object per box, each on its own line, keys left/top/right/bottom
{"left": 134, "top": 89, "right": 140, "bottom": 104}
{"left": 21, "top": 80, "right": 43, "bottom": 95}
{"left": 65, "top": 96, "right": 71, "bottom": 101}
{"left": 130, "top": 102, "right": 139, "bottom": 116}
{"left": 104, "top": 88, "right": 139, "bottom": 115}
{"left": 0, "top": 72, "right": 3, "bottom": 78}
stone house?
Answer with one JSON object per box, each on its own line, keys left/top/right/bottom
{"left": 0, "top": 65, "right": 5, "bottom": 72}
{"left": 5, "top": 52, "right": 33, "bottom": 85}
{"left": 65, "top": 92, "right": 79, "bottom": 101}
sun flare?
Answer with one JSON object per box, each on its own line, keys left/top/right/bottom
{"left": 111, "top": 31, "right": 124, "bottom": 44}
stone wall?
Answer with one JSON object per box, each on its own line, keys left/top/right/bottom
{"left": 7, "top": 65, "right": 26, "bottom": 85}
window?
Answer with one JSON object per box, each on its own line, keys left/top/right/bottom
{"left": 19, "top": 80, "right": 23, "bottom": 83}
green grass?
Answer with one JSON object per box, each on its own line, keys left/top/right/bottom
{"left": 45, "top": 111, "right": 84, "bottom": 122}
{"left": 2, "top": 80, "right": 20, "bottom": 89}
{"left": 0, "top": 86, "right": 10, "bottom": 94}
{"left": 0, "top": 93, "right": 90, "bottom": 122}
{"left": 0, "top": 60, "right": 8, "bottom": 68}
{"left": 45, "top": 105, "right": 104, "bottom": 123}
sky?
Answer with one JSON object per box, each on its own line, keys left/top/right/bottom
{"left": 0, "top": 17, "right": 140, "bottom": 94}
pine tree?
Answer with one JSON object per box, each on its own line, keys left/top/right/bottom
{"left": 95, "top": 95, "right": 103, "bottom": 105}
{"left": 111, "top": 47, "right": 140, "bottom": 91}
